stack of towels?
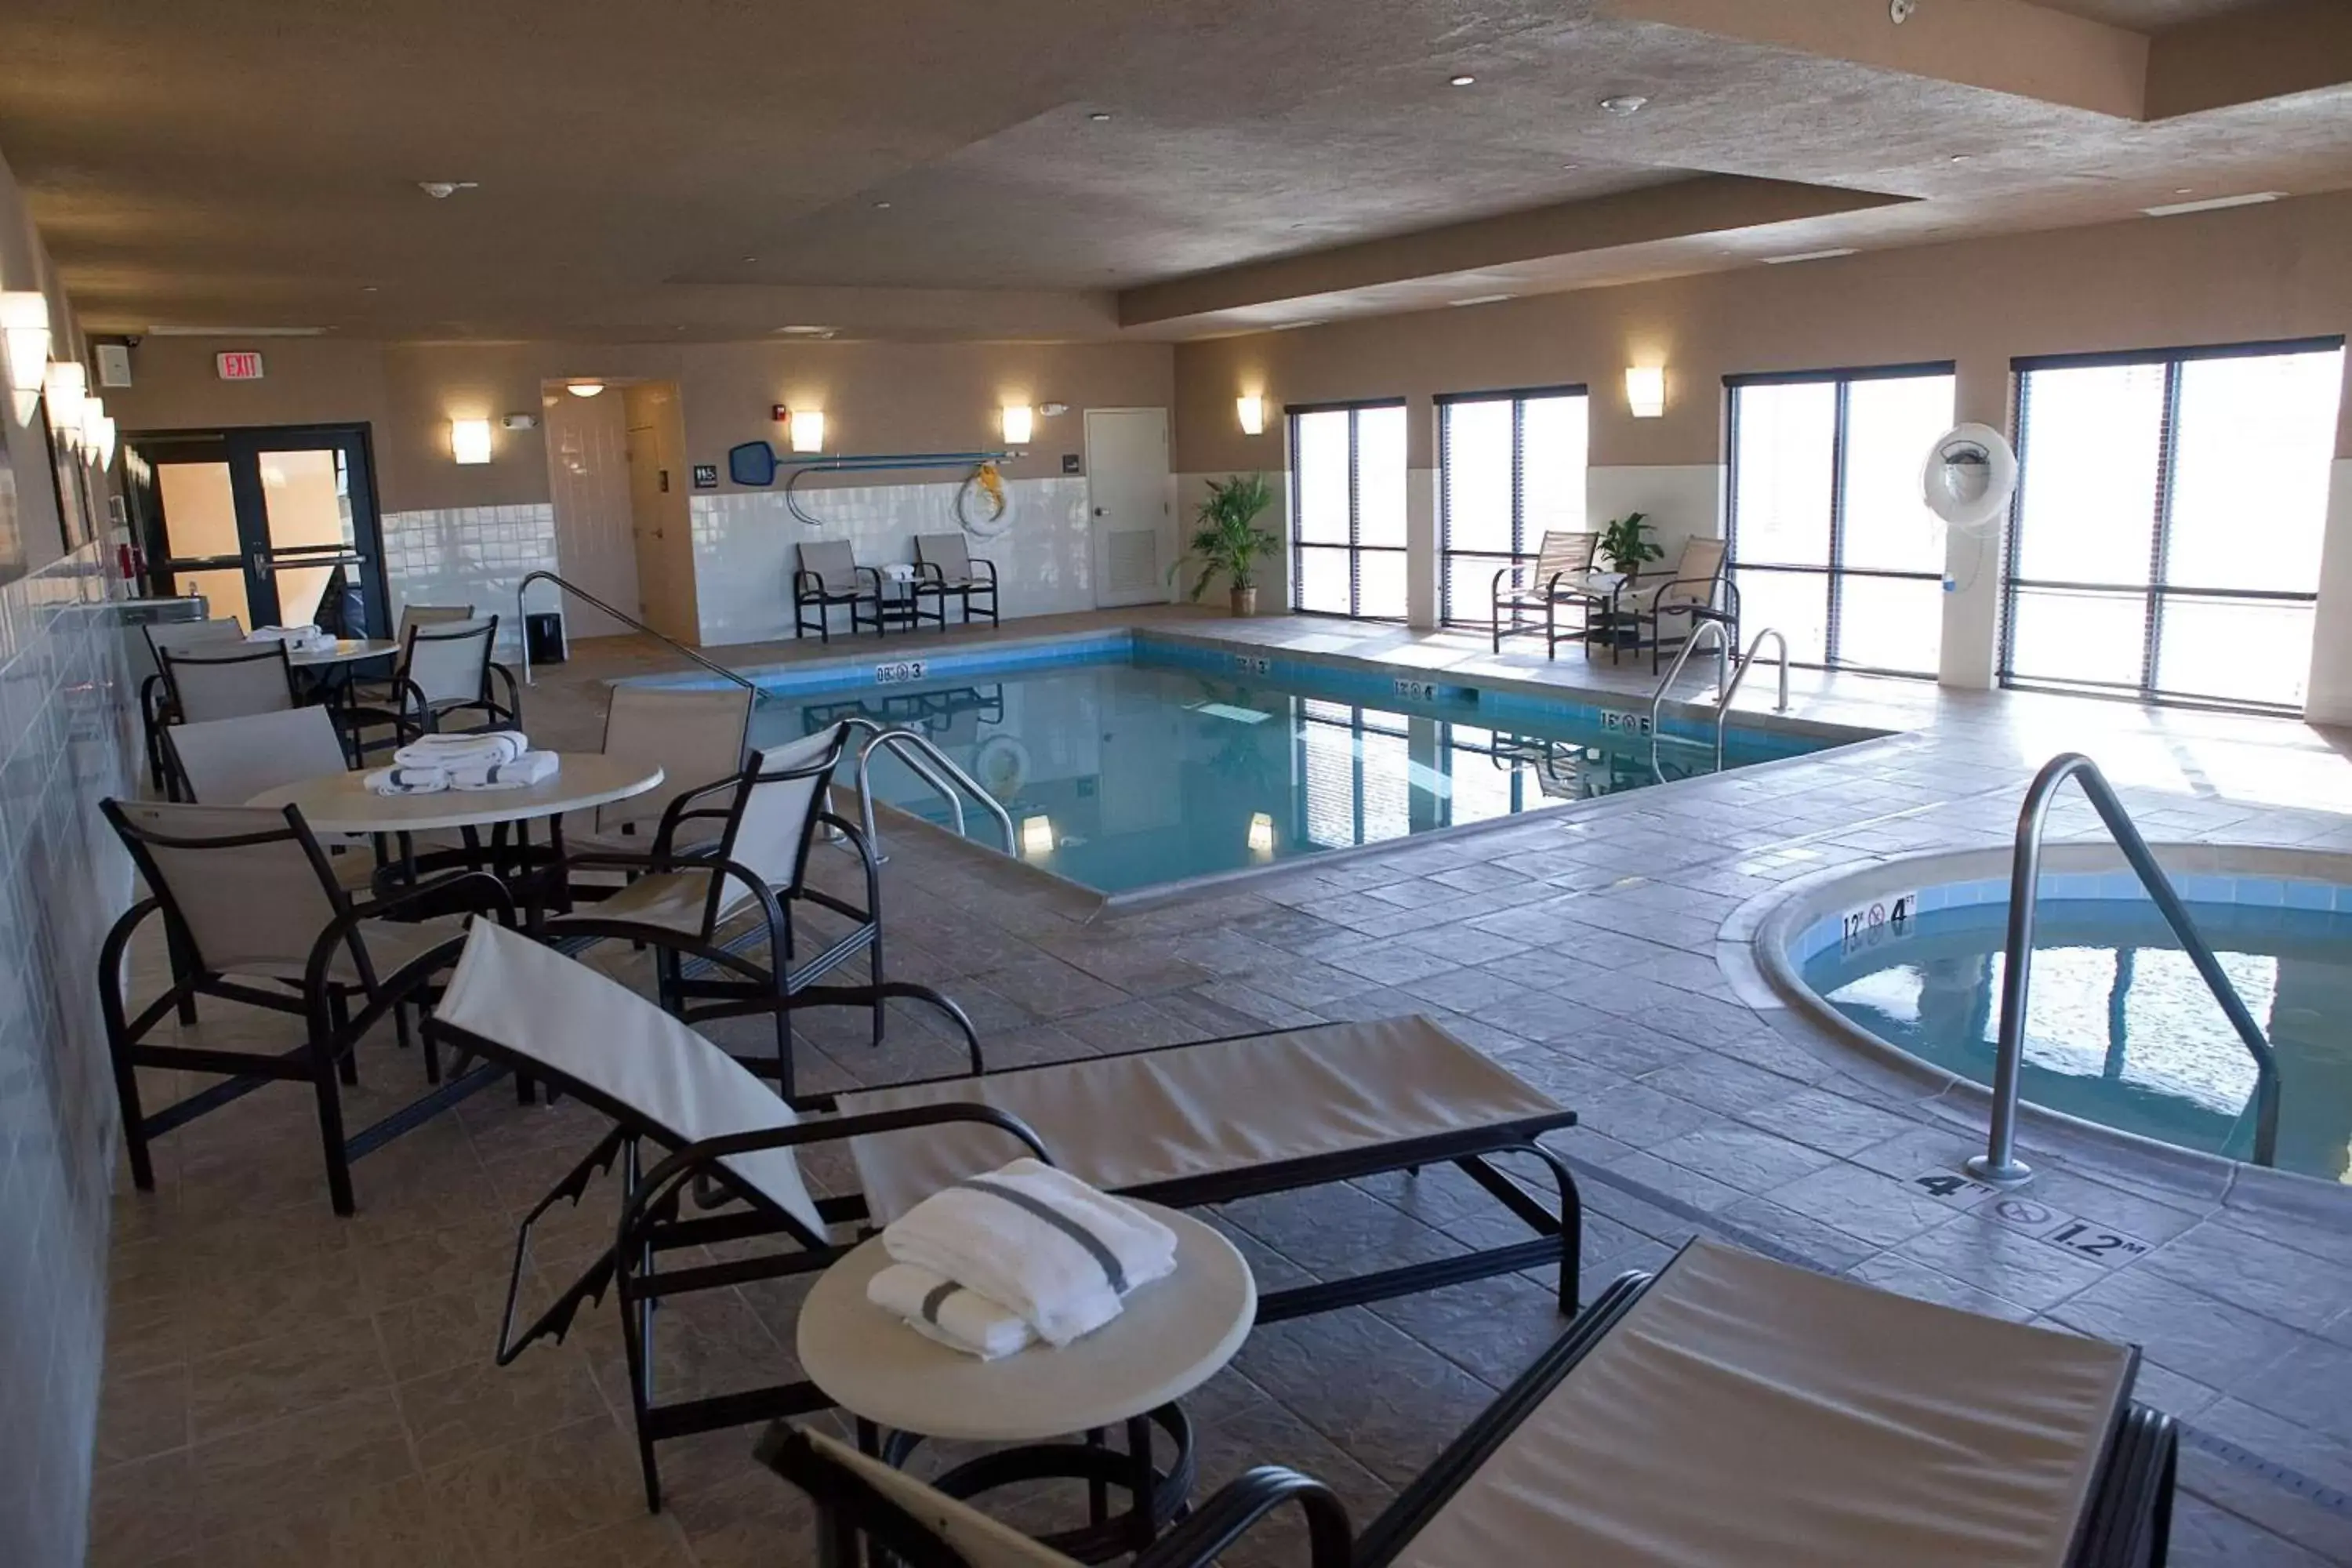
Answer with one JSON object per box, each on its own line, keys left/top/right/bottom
{"left": 246, "top": 624, "right": 337, "bottom": 654}
{"left": 364, "top": 731, "right": 561, "bottom": 797}
{"left": 866, "top": 1158, "right": 1178, "bottom": 1359}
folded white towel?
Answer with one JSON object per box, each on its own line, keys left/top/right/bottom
{"left": 880, "top": 1159, "right": 1178, "bottom": 1347}
{"left": 248, "top": 624, "right": 334, "bottom": 653}
{"left": 365, "top": 764, "right": 449, "bottom": 797}
{"left": 392, "top": 730, "right": 529, "bottom": 769}
{"left": 448, "top": 750, "right": 559, "bottom": 791}
{"left": 867, "top": 1262, "right": 1036, "bottom": 1360}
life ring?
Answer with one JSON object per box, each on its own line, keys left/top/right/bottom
{"left": 1921, "top": 423, "right": 2019, "bottom": 531}
{"left": 971, "top": 734, "right": 1030, "bottom": 800}
{"left": 955, "top": 462, "right": 1018, "bottom": 539}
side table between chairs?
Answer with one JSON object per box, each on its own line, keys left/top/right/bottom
{"left": 795, "top": 1203, "right": 1256, "bottom": 1563}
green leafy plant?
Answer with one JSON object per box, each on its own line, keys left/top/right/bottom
{"left": 1172, "top": 474, "right": 1279, "bottom": 600}
{"left": 1599, "top": 511, "right": 1661, "bottom": 577}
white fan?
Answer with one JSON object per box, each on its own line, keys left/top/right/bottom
{"left": 1921, "top": 423, "right": 2018, "bottom": 532}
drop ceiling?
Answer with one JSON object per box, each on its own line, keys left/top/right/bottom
{"left": 0, "top": 0, "right": 2344, "bottom": 342}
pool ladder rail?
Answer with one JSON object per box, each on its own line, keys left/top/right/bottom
{"left": 1646, "top": 624, "right": 1791, "bottom": 782}
{"left": 514, "top": 571, "right": 1014, "bottom": 864}
{"left": 1968, "top": 753, "right": 2282, "bottom": 1185}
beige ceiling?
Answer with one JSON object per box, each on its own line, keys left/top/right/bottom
{"left": 0, "top": 0, "right": 2346, "bottom": 343}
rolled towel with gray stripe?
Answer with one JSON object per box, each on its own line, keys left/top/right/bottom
{"left": 866, "top": 1261, "right": 1036, "bottom": 1360}
{"left": 365, "top": 763, "right": 449, "bottom": 797}
{"left": 447, "top": 750, "right": 559, "bottom": 791}
{"left": 880, "top": 1157, "right": 1178, "bottom": 1346}
{"left": 393, "top": 730, "right": 529, "bottom": 769}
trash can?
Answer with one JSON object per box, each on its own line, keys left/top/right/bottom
{"left": 525, "top": 611, "right": 568, "bottom": 665}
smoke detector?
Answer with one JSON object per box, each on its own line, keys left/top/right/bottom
{"left": 1599, "top": 95, "right": 1648, "bottom": 117}
{"left": 1890, "top": 0, "right": 1917, "bottom": 21}
{"left": 418, "top": 180, "right": 479, "bottom": 199}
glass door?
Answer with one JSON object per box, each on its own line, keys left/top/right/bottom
{"left": 125, "top": 424, "right": 388, "bottom": 636}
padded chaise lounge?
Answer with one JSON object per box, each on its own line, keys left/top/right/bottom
{"left": 763, "top": 1237, "right": 2179, "bottom": 1567}
{"left": 424, "top": 920, "right": 1582, "bottom": 1512}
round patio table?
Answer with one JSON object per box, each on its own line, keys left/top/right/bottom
{"left": 288, "top": 637, "right": 401, "bottom": 668}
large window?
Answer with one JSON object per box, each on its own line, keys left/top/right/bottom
{"left": 2002, "top": 339, "right": 2346, "bottom": 713}
{"left": 1727, "top": 364, "right": 1956, "bottom": 677}
{"left": 1438, "top": 385, "right": 1588, "bottom": 626}
{"left": 1290, "top": 400, "right": 1408, "bottom": 619}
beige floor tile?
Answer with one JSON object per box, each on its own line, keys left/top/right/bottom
{"left": 87, "top": 1450, "right": 200, "bottom": 1568}
{"left": 94, "top": 1361, "right": 191, "bottom": 1467}
{"left": 191, "top": 1388, "right": 418, "bottom": 1539}
{"left": 194, "top": 1475, "right": 459, "bottom": 1568}
{"left": 396, "top": 1341, "right": 609, "bottom": 1467}
{"left": 423, "top": 1415, "right": 650, "bottom": 1564}
{"left": 187, "top": 1310, "right": 394, "bottom": 1442}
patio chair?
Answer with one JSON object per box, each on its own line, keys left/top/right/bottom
{"left": 540, "top": 724, "right": 894, "bottom": 1088}
{"left": 569, "top": 683, "right": 755, "bottom": 861}
{"left": 423, "top": 919, "right": 1578, "bottom": 1509}
{"left": 156, "top": 642, "right": 300, "bottom": 798}
{"left": 344, "top": 602, "right": 479, "bottom": 704}
{"left": 137, "top": 615, "right": 245, "bottom": 789}
{"left": 1628, "top": 535, "right": 1736, "bottom": 673}
{"left": 914, "top": 533, "right": 1000, "bottom": 629}
{"left": 1489, "top": 529, "right": 1598, "bottom": 656}
{"left": 163, "top": 706, "right": 388, "bottom": 893}
{"left": 97, "top": 800, "right": 511, "bottom": 1215}
{"left": 338, "top": 613, "right": 521, "bottom": 756}
{"left": 795, "top": 541, "right": 884, "bottom": 642}
{"left": 762, "top": 1238, "right": 2176, "bottom": 1568}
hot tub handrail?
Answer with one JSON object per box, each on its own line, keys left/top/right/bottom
{"left": 1969, "top": 752, "right": 2281, "bottom": 1185}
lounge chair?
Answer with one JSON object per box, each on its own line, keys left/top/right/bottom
{"left": 914, "top": 533, "right": 1000, "bottom": 629}
{"left": 1490, "top": 529, "right": 1598, "bottom": 657}
{"left": 423, "top": 919, "right": 1580, "bottom": 1510}
{"left": 797, "top": 541, "right": 880, "bottom": 641}
{"left": 762, "top": 1237, "right": 2178, "bottom": 1568}
{"left": 97, "top": 800, "right": 511, "bottom": 1214}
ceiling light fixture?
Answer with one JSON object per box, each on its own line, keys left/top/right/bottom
{"left": 872, "top": 200, "right": 892, "bottom": 210}
{"left": 564, "top": 380, "right": 605, "bottom": 397}
{"left": 417, "top": 180, "right": 479, "bottom": 199}
{"left": 776, "top": 325, "right": 837, "bottom": 338}
{"left": 1087, "top": 111, "right": 1114, "bottom": 122}
{"left": 1947, "top": 154, "right": 1971, "bottom": 164}
{"left": 43, "top": 359, "right": 85, "bottom": 429}
{"left": 1762, "top": 248, "right": 1858, "bottom": 265}
{"left": 1449, "top": 74, "right": 1476, "bottom": 87}
{"left": 0, "top": 293, "right": 50, "bottom": 397}
{"left": 1599, "top": 94, "right": 1649, "bottom": 116}
{"left": 2142, "top": 191, "right": 2284, "bottom": 218}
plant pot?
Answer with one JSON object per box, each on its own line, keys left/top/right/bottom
{"left": 1229, "top": 586, "right": 1258, "bottom": 616}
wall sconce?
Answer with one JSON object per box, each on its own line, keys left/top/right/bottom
{"left": 78, "top": 394, "right": 106, "bottom": 459}
{"left": 1, "top": 293, "right": 50, "bottom": 396}
{"left": 91, "top": 410, "right": 117, "bottom": 468}
{"left": 1247, "top": 811, "right": 1276, "bottom": 856}
{"left": 788, "top": 408, "right": 826, "bottom": 454}
{"left": 1001, "top": 404, "right": 1034, "bottom": 446}
{"left": 1020, "top": 813, "right": 1055, "bottom": 857}
{"left": 44, "top": 360, "right": 85, "bottom": 433}
{"left": 1625, "top": 365, "right": 1667, "bottom": 419}
{"left": 1236, "top": 394, "right": 1265, "bottom": 437}
{"left": 450, "top": 418, "right": 494, "bottom": 464}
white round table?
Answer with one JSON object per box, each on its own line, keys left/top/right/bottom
{"left": 797, "top": 1203, "right": 1254, "bottom": 1560}
{"left": 249, "top": 753, "right": 662, "bottom": 835}
{"left": 289, "top": 637, "right": 401, "bottom": 668}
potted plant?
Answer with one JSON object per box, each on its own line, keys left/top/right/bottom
{"left": 1599, "top": 511, "right": 1661, "bottom": 583}
{"left": 1173, "top": 473, "right": 1279, "bottom": 615}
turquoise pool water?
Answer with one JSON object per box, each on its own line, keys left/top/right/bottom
{"left": 1804, "top": 899, "right": 2352, "bottom": 1181}
{"left": 734, "top": 645, "right": 1830, "bottom": 895}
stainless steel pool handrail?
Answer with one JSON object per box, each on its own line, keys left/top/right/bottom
{"left": 838, "top": 716, "right": 1015, "bottom": 862}
{"left": 515, "top": 570, "right": 764, "bottom": 699}
{"left": 1645, "top": 619, "right": 1733, "bottom": 739}
{"left": 1649, "top": 623, "right": 1787, "bottom": 781}
{"left": 1967, "top": 752, "right": 2281, "bottom": 1185}
{"left": 1712, "top": 630, "right": 1792, "bottom": 762}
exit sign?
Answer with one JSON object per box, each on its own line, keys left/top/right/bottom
{"left": 215, "top": 350, "right": 265, "bottom": 381}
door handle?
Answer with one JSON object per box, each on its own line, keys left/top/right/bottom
{"left": 1093, "top": 507, "right": 1107, "bottom": 517}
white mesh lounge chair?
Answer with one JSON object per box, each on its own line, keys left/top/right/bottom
{"left": 761, "top": 1239, "right": 2178, "bottom": 1568}
{"left": 338, "top": 613, "right": 521, "bottom": 756}
{"left": 423, "top": 920, "right": 1579, "bottom": 1510}
{"left": 139, "top": 615, "right": 245, "bottom": 789}
{"left": 914, "top": 533, "right": 999, "bottom": 629}
{"left": 1489, "top": 529, "right": 1598, "bottom": 657}
{"left": 540, "top": 724, "right": 913, "bottom": 1090}
{"left": 98, "top": 800, "right": 510, "bottom": 1214}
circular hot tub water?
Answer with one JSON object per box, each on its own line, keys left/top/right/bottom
{"left": 1755, "top": 845, "right": 2352, "bottom": 1185}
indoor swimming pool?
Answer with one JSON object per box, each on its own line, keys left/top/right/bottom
{"left": 1800, "top": 892, "right": 2352, "bottom": 1183}
{"left": 688, "top": 635, "right": 1850, "bottom": 896}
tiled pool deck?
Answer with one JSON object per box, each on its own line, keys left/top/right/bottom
{"left": 92, "top": 607, "right": 2352, "bottom": 1566}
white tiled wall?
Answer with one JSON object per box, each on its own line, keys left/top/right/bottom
{"left": 0, "top": 543, "right": 139, "bottom": 1567}
{"left": 687, "top": 477, "right": 1094, "bottom": 646}
{"left": 378, "top": 503, "right": 561, "bottom": 652}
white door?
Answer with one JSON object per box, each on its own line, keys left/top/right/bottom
{"left": 1086, "top": 408, "right": 1170, "bottom": 608}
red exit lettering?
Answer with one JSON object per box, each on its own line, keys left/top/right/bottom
{"left": 215, "top": 350, "right": 265, "bottom": 380}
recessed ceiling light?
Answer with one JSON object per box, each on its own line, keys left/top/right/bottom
{"left": 872, "top": 200, "right": 892, "bottom": 210}
{"left": 1762, "top": 248, "right": 1859, "bottom": 265}
{"left": 1087, "top": 111, "right": 1114, "bottom": 122}
{"left": 741, "top": 255, "right": 757, "bottom": 263}
{"left": 1560, "top": 161, "right": 1580, "bottom": 170}
{"left": 1450, "top": 293, "right": 1514, "bottom": 307}
{"left": 417, "top": 180, "right": 478, "bottom": 199}
{"left": 1450, "top": 74, "right": 1477, "bottom": 87}
{"left": 144, "top": 324, "right": 328, "bottom": 337}
{"left": 361, "top": 285, "right": 379, "bottom": 294}
{"left": 776, "top": 325, "right": 837, "bottom": 338}
{"left": 2142, "top": 190, "right": 2284, "bottom": 218}
{"left": 2174, "top": 187, "right": 2194, "bottom": 195}
{"left": 1599, "top": 94, "right": 1648, "bottom": 116}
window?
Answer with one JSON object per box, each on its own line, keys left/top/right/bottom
{"left": 1290, "top": 400, "right": 1408, "bottom": 619}
{"left": 2002, "top": 339, "right": 2346, "bottom": 713}
{"left": 1727, "top": 365, "right": 1955, "bottom": 677}
{"left": 1437, "top": 386, "right": 1589, "bottom": 626}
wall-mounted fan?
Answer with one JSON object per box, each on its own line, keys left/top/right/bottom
{"left": 1921, "top": 423, "right": 2018, "bottom": 532}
